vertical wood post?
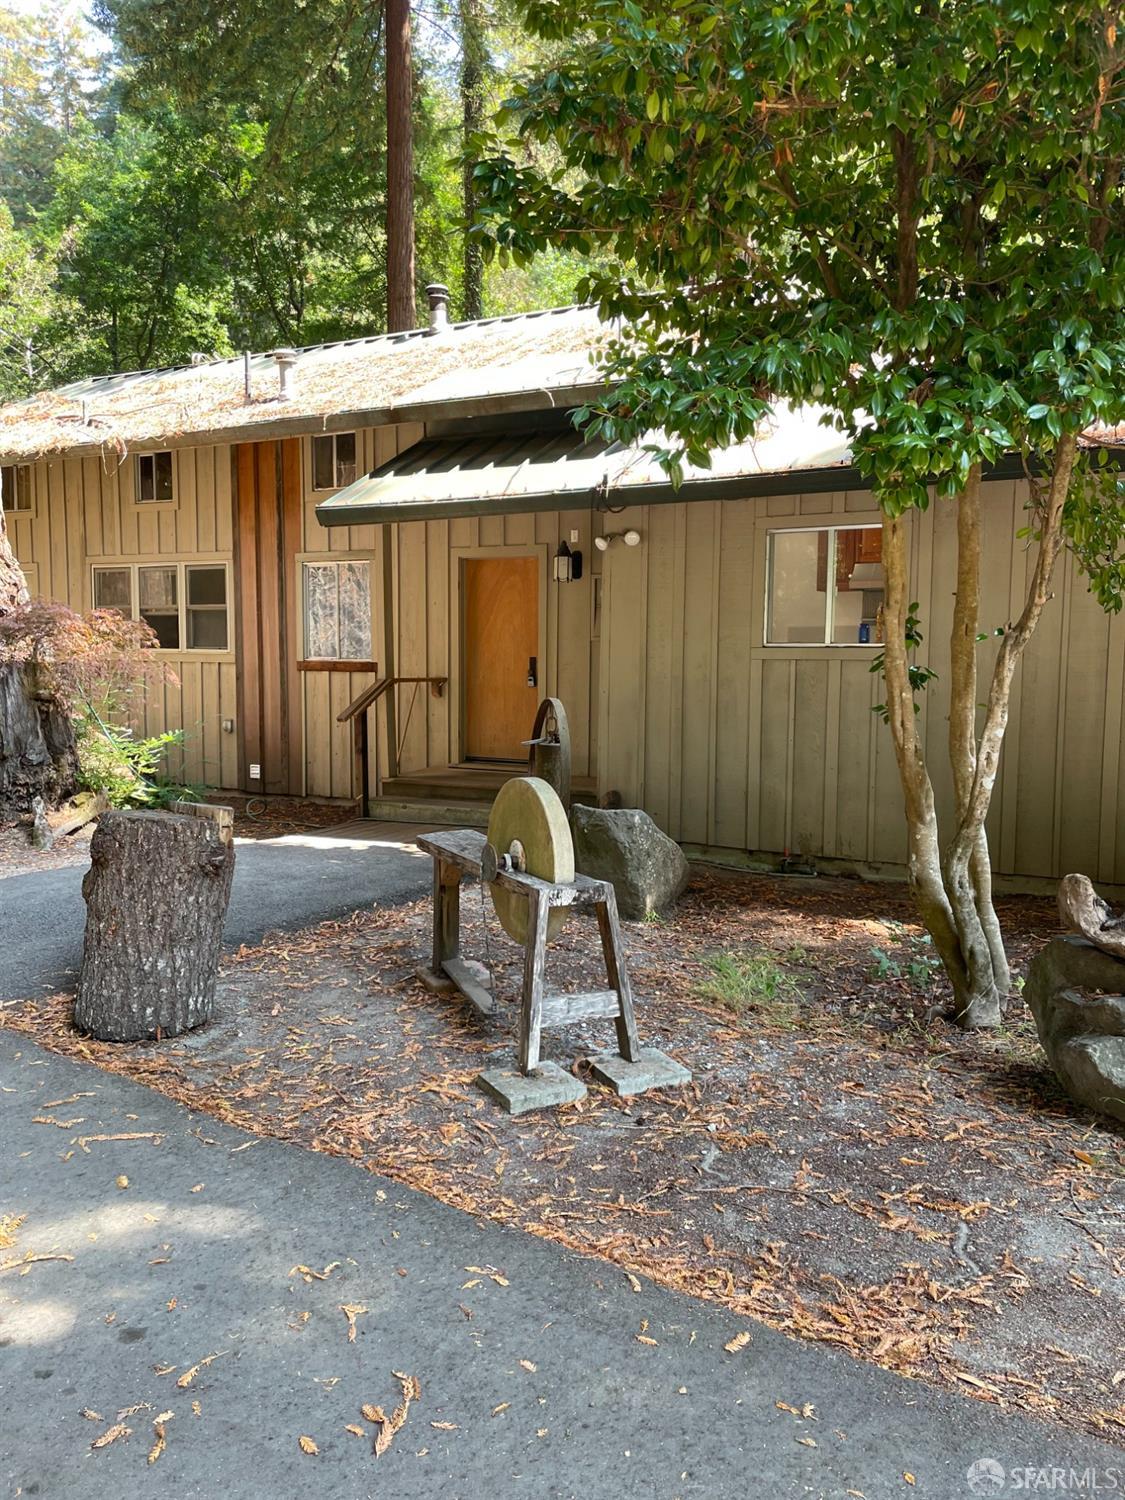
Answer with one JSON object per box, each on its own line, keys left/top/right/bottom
{"left": 354, "top": 711, "right": 370, "bottom": 814}
{"left": 518, "top": 888, "right": 549, "bottom": 1074}
{"left": 596, "top": 886, "right": 642, "bottom": 1063}
{"left": 431, "top": 858, "right": 461, "bottom": 970}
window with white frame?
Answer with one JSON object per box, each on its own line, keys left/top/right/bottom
{"left": 136, "top": 451, "right": 175, "bottom": 503}
{"left": 302, "top": 559, "right": 372, "bottom": 661}
{"left": 765, "top": 525, "right": 885, "bottom": 646}
{"left": 93, "top": 562, "right": 229, "bottom": 651}
{"left": 312, "top": 432, "right": 357, "bottom": 491}
{"left": 1, "top": 463, "right": 31, "bottom": 512}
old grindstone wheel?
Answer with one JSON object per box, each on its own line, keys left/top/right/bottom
{"left": 483, "top": 775, "right": 573, "bottom": 945}
{"left": 416, "top": 746, "right": 692, "bottom": 1114}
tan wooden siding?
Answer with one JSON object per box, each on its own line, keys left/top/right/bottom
{"left": 10, "top": 446, "right": 238, "bottom": 788}
{"left": 381, "top": 505, "right": 601, "bottom": 786}
{"left": 600, "top": 481, "right": 1125, "bottom": 888}
{"left": 294, "top": 424, "right": 418, "bottom": 798}
{"left": 294, "top": 421, "right": 602, "bottom": 797}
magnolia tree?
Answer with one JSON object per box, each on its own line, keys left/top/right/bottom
{"left": 475, "top": 0, "right": 1125, "bottom": 1027}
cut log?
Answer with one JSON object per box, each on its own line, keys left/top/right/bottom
{"left": 75, "top": 808, "right": 235, "bottom": 1042}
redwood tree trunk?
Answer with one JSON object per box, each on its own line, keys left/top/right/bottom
{"left": 75, "top": 808, "right": 235, "bottom": 1041}
{"left": 385, "top": 0, "right": 416, "bottom": 332}
{"left": 460, "top": 0, "right": 486, "bottom": 321}
{"left": 0, "top": 500, "right": 28, "bottom": 615}
{"left": 0, "top": 497, "right": 78, "bottom": 817}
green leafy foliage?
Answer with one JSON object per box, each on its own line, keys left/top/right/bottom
{"left": 75, "top": 708, "right": 193, "bottom": 808}
{"left": 869, "top": 603, "right": 939, "bottom": 722}
{"left": 474, "top": 0, "right": 1125, "bottom": 537}
{"left": 0, "top": 0, "right": 595, "bottom": 399}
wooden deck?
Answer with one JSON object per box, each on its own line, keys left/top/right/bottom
{"left": 381, "top": 763, "right": 597, "bottom": 806}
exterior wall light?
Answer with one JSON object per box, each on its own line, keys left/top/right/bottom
{"left": 553, "top": 539, "right": 582, "bottom": 582}
{"left": 594, "top": 529, "right": 641, "bottom": 552}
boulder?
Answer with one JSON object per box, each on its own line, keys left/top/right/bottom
{"left": 1025, "top": 935, "right": 1125, "bottom": 1123}
{"left": 570, "top": 804, "right": 688, "bottom": 920}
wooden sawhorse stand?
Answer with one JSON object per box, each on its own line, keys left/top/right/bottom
{"left": 416, "top": 829, "right": 691, "bottom": 1113}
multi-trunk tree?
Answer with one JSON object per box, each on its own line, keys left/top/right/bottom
{"left": 476, "top": 0, "right": 1125, "bottom": 1026}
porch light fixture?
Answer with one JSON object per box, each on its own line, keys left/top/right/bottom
{"left": 552, "top": 539, "right": 582, "bottom": 583}
{"left": 594, "top": 529, "right": 641, "bottom": 552}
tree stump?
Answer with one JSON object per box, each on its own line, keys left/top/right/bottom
{"left": 75, "top": 807, "right": 235, "bottom": 1042}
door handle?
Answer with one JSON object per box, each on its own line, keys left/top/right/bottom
{"left": 527, "top": 656, "right": 537, "bottom": 687}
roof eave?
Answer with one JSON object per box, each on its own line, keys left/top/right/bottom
{"left": 0, "top": 379, "right": 612, "bottom": 465}
{"left": 316, "top": 462, "right": 867, "bottom": 528}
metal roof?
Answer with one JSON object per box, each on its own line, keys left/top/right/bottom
{"left": 315, "top": 406, "right": 865, "bottom": 526}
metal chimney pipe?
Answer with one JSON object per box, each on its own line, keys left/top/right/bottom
{"left": 273, "top": 348, "right": 298, "bottom": 400}
{"left": 425, "top": 284, "right": 450, "bottom": 335}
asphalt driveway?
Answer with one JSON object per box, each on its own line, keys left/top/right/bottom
{"left": 0, "top": 823, "right": 432, "bottom": 1002}
{"left": 3, "top": 1035, "right": 1121, "bottom": 1499}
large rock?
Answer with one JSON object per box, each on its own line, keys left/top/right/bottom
{"left": 1025, "top": 935, "right": 1125, "bottom": 1124}
{"left": 571, "top": 804, "right": 688, "bottom": 920}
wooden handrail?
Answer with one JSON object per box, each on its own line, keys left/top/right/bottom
{"left": 337, "top": 673, "right": 448, "bottom": 811}
{"left": 337, "top": 674, "right": 447, "bottom": 725}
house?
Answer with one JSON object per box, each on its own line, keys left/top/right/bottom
{"left": 2, "top": 288, "right": 1123, "bottom": 893}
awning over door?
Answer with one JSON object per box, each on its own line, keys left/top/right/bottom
{"left": 316, "top": 430, "right": 644, "bottom": 527}
{"left": 314, "top": 407, "right": 862, "bottom": 528}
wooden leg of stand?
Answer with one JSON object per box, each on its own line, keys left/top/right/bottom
{"left": 431, "top": 858, "right": 461, "bottom": 969}
{"left": 596, "top": 886, "right": 642, "bottom": 1063}
{"left": 518, "top": 888, "right": 549, "bottom": 1075}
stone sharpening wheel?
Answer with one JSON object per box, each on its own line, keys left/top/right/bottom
{"left": 482, "top": 775, "right": 574, "bottom": 946}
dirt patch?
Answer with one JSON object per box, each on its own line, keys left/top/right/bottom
{"left": 0, "top": 819, "right": 95, "bottom": 877}
{"left": 4, "top": 867, "right": 1124, "bottom": 1444}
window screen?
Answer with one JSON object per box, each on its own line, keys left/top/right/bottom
{"left": 138, "top": 564, "right": 180, "bottom": 648}
{"left": 186, "top": 565, "right": 228, "bottom": 650}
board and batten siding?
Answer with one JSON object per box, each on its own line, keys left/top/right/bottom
{"left": 9, "top": 446, "right": 239, "bottom": 791}
{"left": 598, "top": 479, "right": 1125, "bottom": 890}
{"left": 381, "top": 503, "right": 601, "bottom": 784}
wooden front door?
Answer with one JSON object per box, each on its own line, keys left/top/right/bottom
{"left": 463, "top": 555, "right": 539, "bottom": 761}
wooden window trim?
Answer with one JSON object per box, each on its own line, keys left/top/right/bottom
{"left": 2, "top": 463, "right": 34, "bottom": 517}
{"left": 296, "top": 658, "right": 378, "bottom": 672}
{"left": 299, "top": 555, "right": 373, "bottom": 663}
{"left": 764, "top": 523, "right": 885, "bottom": 650}
{"left": 310, "top": 431, "right": 359, "bottom": 492}
{"left": 130, "top": 451, "right": 179, "bottom": 511}
{"left": 90, "top": 559, "right": 233, "bottom": 656}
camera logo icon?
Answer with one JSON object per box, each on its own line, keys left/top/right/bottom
{"left": 966, "top": 1458, "right": 1007, "bottom": 1494}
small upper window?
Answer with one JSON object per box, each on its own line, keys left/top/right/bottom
{"left": 1, "top": 464, "right": 31, "bottom": 512}
{"left": 137, "top": 451, "right": 175, "bottom": 503}
{"left": 766, "top": 526, "right": 884, "bottom": 646}
{"left": 312, "top": 432, "right": 357, "bottom": 491}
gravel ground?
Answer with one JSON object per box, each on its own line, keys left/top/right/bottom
{"left": 4, "top": 867, "right": 1123, "bottom": 1448}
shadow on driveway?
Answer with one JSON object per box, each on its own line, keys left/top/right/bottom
{"left": 0, "top": 824, "right": 432, "bottom": 1002}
